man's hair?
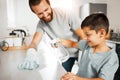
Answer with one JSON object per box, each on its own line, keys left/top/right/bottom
{"left": 81, "top": 13, "right": 109, "bottom": 34}
{"left": 29, "top": 0, "right": 50, "bottom": 12}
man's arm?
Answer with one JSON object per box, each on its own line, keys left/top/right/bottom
{"left": 29, "top": 32, "right": 43, "bottom": 49}
{"left": 74, "top": 27, "right": 87, "bottom": 40}
{"left": 59, "top": 27, "right": 86, "bottom": 48}
{"left": 105, "top": 29, "right": 111, "bottom": 40}
{"left": 18, "top": 32, "right": 43, "bottom": 70}
{"left": 60, "top": 39, "right": 78, "bottom": 48}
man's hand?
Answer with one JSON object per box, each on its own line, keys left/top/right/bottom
{"left": 50, "top": 38, "right": 74, "bottom": 48}
{"left": 51, "top": 38, "right": 60, "bottom": 48}
{"left": 18, "top": 48, "right": 39, "bottom": 70}
{"left": 50, "top": 38, "right": 70, "bottom": 62}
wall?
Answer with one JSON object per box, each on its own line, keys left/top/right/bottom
{"left": 7, "top": 0, "right": 16, "bottom": 27}
{"left": 0, "top": 0, "right": 39, "bottom": 37}
{"left": 0, "top": 0, "right": 8, "bottom": 37}
{"left": 0, "top": 0, "right": 120, "bottom": 37}
{"left": 107, "top": 0, "right": 120, "bottom": 29}
{"left": 14, "top": 0, "right": 39, "bottom": 35}
{"left": 78, "top": 0, "right": 120, "bottom": 30}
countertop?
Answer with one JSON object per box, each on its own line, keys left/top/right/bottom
{"left": 106, "top": 40, "right": 120, "bottom": 44}
{"left": 0, "top": 49, "right": 66, "bottom": 80}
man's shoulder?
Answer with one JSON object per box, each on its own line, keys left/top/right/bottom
{"left": 53, "top": 7, "right": 66, "bottom": 11}
{"left": 53, "top": 7, "right": 70, "bottom": 15}
{"left": 37, "top": 20, "right": 47, "bottom": 27}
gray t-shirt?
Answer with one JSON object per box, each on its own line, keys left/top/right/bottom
{"left": 77, "top": 40, "right": 119, "bottom": 80}
{"left": 36, "top": 7, "right": 81, "bottom": 57}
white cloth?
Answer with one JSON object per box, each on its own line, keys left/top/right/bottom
{"left": 18, "top": 48, "right": 39, "bottom": 70}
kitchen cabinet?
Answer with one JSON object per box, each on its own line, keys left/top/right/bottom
{"left": 80, "top": 3, "right": 107, "bottom": 20}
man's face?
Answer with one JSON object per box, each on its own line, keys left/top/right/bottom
{"left": 32, "top": 0, "right": 53, "bottom": 22}
{"left": 83, "top": 27, "right": 102, "bottom": 47}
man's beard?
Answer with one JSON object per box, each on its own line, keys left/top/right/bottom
{"left": 41, "top": 10, "right": 53, "bottom": 23}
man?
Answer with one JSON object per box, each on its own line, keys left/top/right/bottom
{"left": 19, "top": 0, "right": 86, "bottom": 72}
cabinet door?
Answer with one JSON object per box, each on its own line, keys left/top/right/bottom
{"left": 80, "top": 3, "right": 107, "bottom": 20}
{"left": 90, "top": 3, "right": 107, "bottom": 15}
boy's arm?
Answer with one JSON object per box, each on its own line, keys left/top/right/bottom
{"left": 61, "top": 72, "right": 104, "bottom": 80}
{"left": 76, "top": 77, "right": 104, "bottom": 80}
{"left": 60, "top": 39, "right": 79, "bottom": 48}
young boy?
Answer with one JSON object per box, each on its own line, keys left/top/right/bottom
{"left": 60, "top": 13, "right": 119, "bottom": 80}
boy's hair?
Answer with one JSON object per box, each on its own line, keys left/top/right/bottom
{"left": 81, "top": 13, "right": 109, "bottom": 34}
{"left": 29, "top": 0, "right": 50, "bottom": 12}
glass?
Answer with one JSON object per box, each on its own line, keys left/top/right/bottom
{"left": 110, "top": 27, "right": 120, "bottom": 42}
{"left": 116, "top": 27, "right": 120, "bottom": 41}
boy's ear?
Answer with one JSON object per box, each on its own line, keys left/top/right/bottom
{"left": 99, "top": 29, "right": 106, "bottom": 38}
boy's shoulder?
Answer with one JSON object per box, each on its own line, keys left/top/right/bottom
{"left": 78, "top": 40, "right": 89, "bottom": 50}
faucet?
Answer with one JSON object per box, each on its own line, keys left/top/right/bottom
{"left": 9, "top": 29, "right": 27, "bottom": 45}
{"left": 13, "top": 29, "right": 26, "bottom": 37}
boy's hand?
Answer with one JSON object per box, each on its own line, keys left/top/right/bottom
{"left": 61, "top": 72, "right": 81, "bottom": 80}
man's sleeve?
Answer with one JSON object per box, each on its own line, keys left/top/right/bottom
{"left": 36, "top": 21, "right": 44, "bottom": 33}
{"left": 68, "top": 9, "right": 82, "bottom": 30}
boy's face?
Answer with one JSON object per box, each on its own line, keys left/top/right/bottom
{"left": 83, "top": 26, "right": 105, "bottom": 47}
{"left": 32, "top": 0, "right": 53, "bottom": 22}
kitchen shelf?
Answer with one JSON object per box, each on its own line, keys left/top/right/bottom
{"left": 7, "top": 45, "right": 28, "bottom": 50}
